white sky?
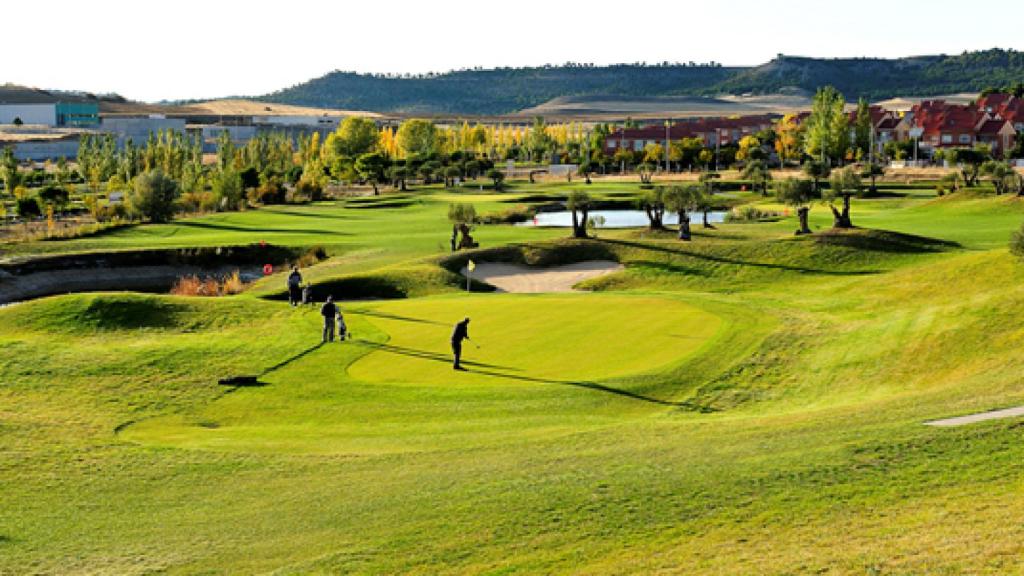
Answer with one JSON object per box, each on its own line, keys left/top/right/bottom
{"left": 3, "top": 0, "right": 1022, "bottom": 102}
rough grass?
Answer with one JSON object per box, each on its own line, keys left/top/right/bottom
{"left": 3, "top": 181, "right": 1024, "bottom": 574}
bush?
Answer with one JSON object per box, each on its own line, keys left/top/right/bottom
{"left": 726, "top": 205, "right": 782, "bottom": 223}
{"left": 15, "top": 196, "right": 41, "bottom": 218}
{"left": 1011, "top": 223, "right": 1024, "bottom": 259}
{"left": 130, "top": 170, "right": 179, "bottom": 223}
{"left": 247, "top": 178, "right": 286, "bottom": 205}
{"left": 170, "top": 270, "right": 247, "bottom": 297}
{"left": 295, "top": 176, "right": 323, "bottom": 201}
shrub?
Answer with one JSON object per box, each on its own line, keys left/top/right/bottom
{"left": 1011, "top": 223, "right": 1024, "bottom": 259}
{"left": 726, "top": 205, "right": 782, "bottom": 223}
{"left": 295, "top": 176, "right": 323, "bottom": 201}
{"left": 247, "top": 178, "right": 286, "bottom": 205}
{"left": 15, "top": 196, "right": 41, "bottom": 218}
{"left": 130, "top": 170, "right": 179, "bottom": 223}
{"left": 171, "top": 270, "right": 247, "bottom": 297}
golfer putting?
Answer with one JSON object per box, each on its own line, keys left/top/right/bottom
{"left": 451, "top": 317, "right": 475, "bottom": 370}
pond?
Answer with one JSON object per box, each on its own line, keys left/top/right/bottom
{"left": 518, "top": 210, "right": 728, "bottom": 228}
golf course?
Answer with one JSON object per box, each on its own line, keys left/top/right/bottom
{"left": 2, "top": 178, "right": 1024, "bottom": 574}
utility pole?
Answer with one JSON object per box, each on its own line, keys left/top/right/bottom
{"left": 715, "top": 128, "right": 721, "bottom": 172}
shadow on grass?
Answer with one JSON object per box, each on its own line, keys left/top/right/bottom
{"left": 219, "top": 343, "right": 325, "bottom": 386}
{"left": 348, "top": 309, "right": 448, "bottom": 326}
{"left": 353, "top": 341, "right": 519, "bottom": 371}
{"left": 598, "top": 238, "right": 882, "bottom": 276}
{"left": 352, "top": 341, "right": 703, "bottom": 408}
{"left": 176, "top": 221, "right": 351, "bottom": 236}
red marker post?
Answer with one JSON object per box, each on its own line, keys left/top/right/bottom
{"left": 263, "top": 264, "right": 273, "bottom": 276}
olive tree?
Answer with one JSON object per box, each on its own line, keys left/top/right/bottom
{"left": 775, "top": 178, "right": 814, "bottom": 235}
{"left": 639, "top": 187, "right": 666, "bottom": 230}
{"left": 824, "top": 167, "right": 861, "bottom": 228}
{"left": 566, "top": 190, "right": 592, "bottom": 239}
{"left": 663, "top": 184, "right": 701, "bottom": 240}
{"left": 741, "top": 159, "right": 772, "bottom": 196}
{"left": 447, "top": 203, "right": 478, "bottom": 250}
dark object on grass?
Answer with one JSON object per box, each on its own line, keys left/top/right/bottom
{"left": 218, "top": 375, "right": 261, "bottom": 386}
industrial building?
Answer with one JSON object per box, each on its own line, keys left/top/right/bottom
{"left": 0, "top": 102, "right": 99, "bottom": 127}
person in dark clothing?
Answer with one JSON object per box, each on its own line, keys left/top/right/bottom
{"left": 287, "top": 266, "right": 303, "bottom": 307}
{"left": 451, "top": 317, "right": 471, "bottom": 370}
{"left": 321, "top": 296, "right": 338, "bottom": 342}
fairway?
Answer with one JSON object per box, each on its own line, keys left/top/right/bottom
{"left": 5, "top": 177, "right": 1024, "bottom": 574}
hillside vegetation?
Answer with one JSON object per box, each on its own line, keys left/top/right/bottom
{"left": 261, "top": 48, "right": 1024, "bottom": 114}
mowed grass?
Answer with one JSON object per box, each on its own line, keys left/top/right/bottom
{"left": 3, "top": 182, "right": 1024, "bottom": 573}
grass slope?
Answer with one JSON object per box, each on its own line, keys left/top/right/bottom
{"left": 3, "top": 181, "right": 1024, "bottom": 574}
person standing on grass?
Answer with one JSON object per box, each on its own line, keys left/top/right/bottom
{"left": 321, "top": 296, "right": 338, "bottom": 342}
{"left": 287, "top": 266, "right": 303, "bottom": 306}
{"left": 451, "top": 317, "right": 471, "bottom": 370}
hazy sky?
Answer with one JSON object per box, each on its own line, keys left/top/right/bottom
{"left": 3, "top": 0, "right": 1022, "bottom": 102}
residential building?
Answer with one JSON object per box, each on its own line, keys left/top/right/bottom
{"left": 604, "top": 115, "right": 777, "bottom": 155}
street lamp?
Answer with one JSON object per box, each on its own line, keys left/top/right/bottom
{"left": 664, "top": 119, "right": 671, "bottom": 173}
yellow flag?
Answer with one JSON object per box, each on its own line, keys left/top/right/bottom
{"left": 467, "top": 260, "right": 476, "bottom": 271}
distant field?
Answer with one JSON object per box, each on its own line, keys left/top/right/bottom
{"left": 515, "top": 93, "right": 812, "bottom": 120}
{"left": 100, "top": 98, "right": 380, "bottom": 118}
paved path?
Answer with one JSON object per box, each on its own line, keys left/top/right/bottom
{"left": 924, "top": 405, "right": 1024, "bottom": 427}
{"left": 461, "top": 261, "right": 623, "bottom": 293}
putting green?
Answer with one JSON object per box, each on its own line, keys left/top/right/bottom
{"left": 121, "top": 293, "right": 723, "bottom": 455}
{"left": 347, "top": 293, "right": 721, "bottom": 385}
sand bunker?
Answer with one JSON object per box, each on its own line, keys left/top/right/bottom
{"left": 461, "top": 260, "right": 623, "bottom": 293}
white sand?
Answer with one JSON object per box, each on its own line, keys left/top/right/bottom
{"left": 461, "top": 261, "right": 623, "bottom": 293}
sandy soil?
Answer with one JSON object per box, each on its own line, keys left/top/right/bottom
{"left": 924, "top": 405, "right": 1024, "bottom": 427}
{"left": 460, "top": 261, "right": 623, "bottom": 293}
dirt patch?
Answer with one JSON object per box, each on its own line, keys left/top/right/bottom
{"left": 461, "top": 261, "right": 623, "bottom": 293}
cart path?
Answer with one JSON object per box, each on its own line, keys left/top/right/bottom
{"left": 461, "top": 261, "right": 623, "bottom": 293}
{"left": 924, "top": 405, "right": 1024, "bottom": 427}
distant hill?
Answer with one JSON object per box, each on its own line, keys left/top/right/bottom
{"left": 0, "top": 83, "right": 125, "bottom": 105}
{"left": 258, "top": 49, "right": 1024, "bottom": 115}
{"left": 258, "top": 64, "right": 738, "bottom": 115}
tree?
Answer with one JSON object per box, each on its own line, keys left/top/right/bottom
{"left": 613, "top": 148, "right": 634, "bottom": 173}
{"left": 741, "top": 159, "right": 772, "bottom": 196}
{"left": 566, "top": 190, "right": 592, "bottom": 239}
{"left": 853, "top": 97, "right": 873, "bottom": 157}
{"left": 37, "top": 185, "right": 70, "bottom": 213}
{"left": 1, "top": 147, "right": 21, "bottom": 196}
{"left": 388, "top": 165, "right": 409, "bottom": 191}
{"left": 15, "top": 195, "right": 40, "bottom": 219}
{"left": 526, "top": 117, "right": 552, "bottom": 162}
{"left": 804, "top": 86, "right": 849, "bottom": 165}
{"left": 447, "top": 203, "right": 478, "bottom": 249}
{"left": 643, "top": 143, "right": 664, "bottom": 166}
{"left": 212, "top": 169, "right": 243, "bottom": 211}
{"left": 774, "top": 114, "right": 804, "bottom": 167}
{"left": 663, "top": 185, "right": 701, "bottom": 240}
{"left": 861, "top": 162, "right": 885, "bottom": 195}
{"left": 639, "top": 187, "right": 666, "bottom": 230}
{"left": 670, "top": 137, "right": 704, "bottom": 169}
{"left": 578, "top": 160, "right": 593, "bottom": 184}
{"left": 329, "top": 116, "right": 379, "bottom": 158}
{"left": 775, "top": 178, "right": 814, "bottom": 235}
{"left": 980, "top": 160, "right": 1017, "bottom": 194}
{"left": 443, "top": 165, "right": 461, "bottom": 188}
{"left": 803, "top": 160, "right": 831, "bottom": 193}
{"left": 485, "top": 168, "right": 505, "bottom": 191}
{"left": 354, "top": 152, "right": 388, "bottom": 195}
{"left": 637, "top": 162, "right": 655, "bottom": 185}
{"left": 697, "top": 148, "right": 713, "bottom": 169}
{"left": 736, "top": 136, "right": 761, "bottom": 162}
{"left": 130, "top": 170, "right": 179, "bottom": 223}
{"left": 395, "top": 119, "right": 438, "bottom": 158}
{"left": 949, "top": 146, "right": 990, "bottom": 187}
{"left": 824, "top": 167, "right": 861, "bottom": 228}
